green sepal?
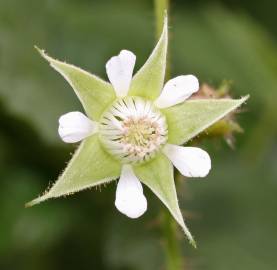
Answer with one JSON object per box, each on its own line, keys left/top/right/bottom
{"left": 26, "top": 135, "right": 121, "bottom": 207}
{"left": 128, "top": 15, "right": 168, "bottom": 101}
{"left": 163, "top": 96, "right": 249, "bottom": 145}
{"left": 35, "top": 46, "right": 116, "bottom": 121}
{"left": 133, "top": 153, "right": 196, "bottom": 247}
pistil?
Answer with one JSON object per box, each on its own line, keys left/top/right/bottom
{"left": 99, "top": 97, "right": 168, "bottom": 163}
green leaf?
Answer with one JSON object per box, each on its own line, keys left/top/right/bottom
{"left": 133, "top": 154, "right": 196, "bottom": 247}
{"left": 163, "top": 96, "right": 249, "bottom": 145}
{"left": 36, "top": 47, "right": 116, "bottom": 121}
{"left": 128, "top": 15, "right": 168, "bottom": 100}
{"left": 26, "top": 135, "right": 121, "bottom": 207}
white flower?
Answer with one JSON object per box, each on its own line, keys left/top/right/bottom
{"left": 30, "top": 16, "right": 248, "bottom": 247}
{"left": 58, "top": 49, "right": 211, "bottom": 219}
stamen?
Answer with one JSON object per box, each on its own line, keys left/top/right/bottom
{"left": 99, "top": 97, "right": 168, "bottom": 164}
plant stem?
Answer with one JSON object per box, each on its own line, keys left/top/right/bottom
{"left": 162, "top": 210, "right": 183, "bottom": 270}
{"left": 154, "top": 0, "right": 171, "bottom": 78}
{"left": 154, "top": 0, "right": 169, "bottom": 39}
{"left": 154, "top": 1, "right": 184, "bottom": 269}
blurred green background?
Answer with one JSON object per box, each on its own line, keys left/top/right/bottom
{"left": 0, "top": 0, "right": 276, "bottom": 269}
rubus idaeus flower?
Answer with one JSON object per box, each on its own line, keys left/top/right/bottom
{"left": 27, "top": 16, "right": 248, "bottom": 246}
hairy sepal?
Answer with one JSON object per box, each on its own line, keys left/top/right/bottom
{"left": 26, "top": 135, "right": 121, "bottom": 207}
{"left": 163, "top": 96, "right": 249, "bottom": 145}
{"left": 133, "top": 153, "right": 196, "bottom": 247}
{"left": 36, "top": 46, "right": 116, "bottom": 121}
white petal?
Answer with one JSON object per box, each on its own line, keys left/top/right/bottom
{"left": 155, "top": 75, "right": 199, "bottom": 108}
{"left": 163, "top": 144, "right": 211, "bottom": 177}
{"left": 106, "top": 50, "right": 136, "bottom": 97}
{"left": 58, "top": 111, "right": 98, "bottom": 143}
{"left": 115, "top": 165, "right": 147, "bottom": 219}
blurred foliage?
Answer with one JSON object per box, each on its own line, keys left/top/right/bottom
{"left": 0, "top": 0, "right": 276, "bottom": 269}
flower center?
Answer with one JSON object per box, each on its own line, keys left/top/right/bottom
{"left": 99, "top": 97, "right": 168, "bottom": 164}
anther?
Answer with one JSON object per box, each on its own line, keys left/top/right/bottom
{"left": 99, "top": 97, "right": 168, "bottom": 164}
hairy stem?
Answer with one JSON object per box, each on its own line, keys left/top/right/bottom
{"left": 154, "top": 0, "right": 171, "bottom": 78}
{"left": 162, "top": 210, "right": 183, "bottom": 270}
{"left": 154, "top": 0, "right": 169, "bottom": 38}
{"left": 154, "top": 1, "right": 184, "bottom": 269}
